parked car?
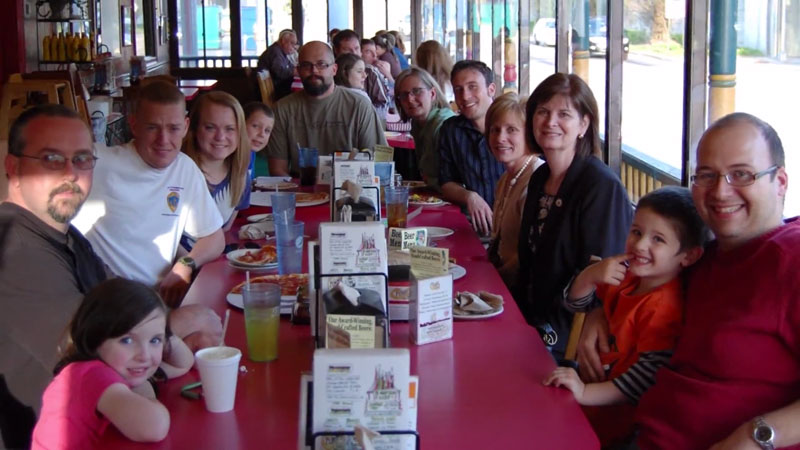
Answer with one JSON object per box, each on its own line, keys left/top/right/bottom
{"left": 533, "top": 18, "right": 556, "bottom": 46}
{"left": 588, "top": 17, "right": 629, "bottom": 56}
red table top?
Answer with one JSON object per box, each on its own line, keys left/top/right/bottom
{"left": 98, "top": 195, "right": 599, "bottom": 449}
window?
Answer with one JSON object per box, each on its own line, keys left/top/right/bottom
{"left": 177, "top": 0, "right": 232, "bottom": 67}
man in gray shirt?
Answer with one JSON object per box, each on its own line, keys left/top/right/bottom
{"left": 267, "top": 41, "right": 387, "bottom": 177}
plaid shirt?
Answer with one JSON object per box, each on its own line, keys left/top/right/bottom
{"left": 437, "top": 114, "right": 506, "bottom": 206}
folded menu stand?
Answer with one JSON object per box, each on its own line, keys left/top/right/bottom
{"left": 310, "top": 430, "right": 420, "bottom": 450}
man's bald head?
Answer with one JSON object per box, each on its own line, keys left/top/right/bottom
{"left": 299, "top": 41, "right": 334, "bottom": 62}
{"left": 297, "top": 41, "right": 337, "bottom": 97}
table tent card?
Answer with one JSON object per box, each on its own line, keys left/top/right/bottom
{"left": 373, "top": 145, "right": 395, "bottom": 163}
{"left": 311, "top": 348, "right": 417, "bottom": 450}
{"left": 408, "top": 247, "right": 453, "bottom": 345}
{"left": 318, "top": 222, "right": 390, "bottom": 348}
{"left": 386, "top": 228, "right": 428, "bottom": 321}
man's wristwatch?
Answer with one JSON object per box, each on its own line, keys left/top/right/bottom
{"left": 177, "top": 256, "right": 197, "bottom": 273}
{"left": 753, "top": 416, "right": 776, "bottom": 450}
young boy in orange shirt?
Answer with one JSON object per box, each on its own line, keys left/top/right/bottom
{"left": 543, "top": 186, "right": 707, "bottom": 446}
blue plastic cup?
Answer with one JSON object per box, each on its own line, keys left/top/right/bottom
{"left": 275, "top": 220, "right": 304, "bottom": 274}
{"left": 271, "top": 192, "right": 296, "bottom": 225}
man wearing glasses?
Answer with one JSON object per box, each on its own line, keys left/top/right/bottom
{"left": 0, "top": 104, "right": 223, "bottom": 448}
{"left": 256, "top": 29, "right": 298, "bottom": 101}
{"left": 267, "top": 41, "right": 387, "bottom": 177}
{"left": 580, "top": 113, "right": 799, "bottom": 449}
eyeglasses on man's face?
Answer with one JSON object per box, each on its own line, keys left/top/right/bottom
{"left": 397, "top": 87, "right": 430, "bottom": 102}
{"left": 690, "top": 165, "right": 779, "bottom": 188}
{"left": 297, "top": 61, "right": 332, "bottom": 72}
{"left": 18, "top": 152, "right": 98, "bottom": 171}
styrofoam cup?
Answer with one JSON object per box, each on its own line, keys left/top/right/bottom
{"left": 194, "top": 346, "right": 242, "bottom": 413}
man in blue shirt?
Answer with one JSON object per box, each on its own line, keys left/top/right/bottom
{"left": 438, "top": 60, "right": 506, "bottom": 235}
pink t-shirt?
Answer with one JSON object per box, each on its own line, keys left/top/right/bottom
{"left": 32, "top": 360, "right": 127, "bottom": 450}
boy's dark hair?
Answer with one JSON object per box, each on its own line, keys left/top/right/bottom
{"left": 54, "top": 278, "right": 170, "bottom": 375}
{"left": 636, "top": 186, "right": 708, "bottom": 252}
{"left": 8, "top": 104, "right": 84, "bottom": 157}
{"left": 243, "top": 101, "right": 274, "bottom": 120}
{"left": 450, "top": 60, "right": 493, "bottom": 87}
{"left": 332, "top": 29, "right": 360, "bottom": 53}
{"left": 360, "top": 38, "right": 375, "bottom": 48}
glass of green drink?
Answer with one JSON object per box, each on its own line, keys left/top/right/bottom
{"left": 241, "top": 283, "right": 281, "bottom": 362}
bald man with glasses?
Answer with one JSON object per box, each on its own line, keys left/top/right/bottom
{"left": 578, "top": 113, "right": 800, "bottom": 450}
{"left": 267, "top": 41, "right": 387, "bottom": 177}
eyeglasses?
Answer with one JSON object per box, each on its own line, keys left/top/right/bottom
{"left": 691, "top": 165, "right": 779, "bottom": 188}
{"left": 297, "top": 61, "right": 332, "bottom": 72}
{"left": 397, "top": 87, "right": 430, "bottom": 102}
{"left": 18, "top": 152, "right": 98, "bottom": 171}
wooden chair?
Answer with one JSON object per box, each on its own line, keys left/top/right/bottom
{"left": 0, "top": 78, "right": 75, "bottom": 140}
{"left": 564, "top": 312, "right": 587, "bottom": 361}
{"left": 256, "top": 70, "right": 275, "bottom": 108}
{"left": 21, "top": 69, "right": 90, "bottom": 125}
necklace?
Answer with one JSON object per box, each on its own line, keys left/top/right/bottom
{"left": 492, "top": 155, "right": 536, "bottom": 242}
{"left": 509, "top": 155, "right": 535, "bottom": 186}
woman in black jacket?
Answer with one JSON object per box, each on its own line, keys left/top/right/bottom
{"left": 517, "top": 73, "right": 633, "bottom": 362}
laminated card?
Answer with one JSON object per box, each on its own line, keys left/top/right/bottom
{"left": 312, "top": 348, "right": 415, "bottom": 449}
{"left": 409, "top": 272, "right": 453, "bottom": 345}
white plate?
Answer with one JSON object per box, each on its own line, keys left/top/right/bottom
{"left": 449, "top": 263, "right": 466, "bottom": 281}
{"left": 410, "top": 199, "right": 445, "bottom": 207}
{"left": 384, "top": 131, "right": 402, "bottom": 138}
{"left": 255, "top": 181, "right": 299, "bottom": 191}
{"left": 426, "top": 226, "right": 455, "bottom": 239}
{"left": 225, "top": 249, "right": 278, "bottom": 269}
{"left": 227, "top": 260, "right": 277, "bottom": 272}
{"left": 250, "top": 191, "right": 330, "bottom": 207}
{"left": 226, "top": 293, "right": 294, "bottom": 314}
{"left": 246, "top": 213, "right": 274, "bottom": 223}
{"left": 453, "top": 305, "right": 504, "bottom": 320}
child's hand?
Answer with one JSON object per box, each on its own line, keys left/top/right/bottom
{"left": 583, "top": 254, "right": 630, "bottom": 287}
{"left": 543, "top": 367, "right": 585, "bottom": 402}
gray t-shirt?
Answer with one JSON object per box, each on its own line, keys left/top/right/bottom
{"left": 267, "top": 86, "right": 387, "bottom": 175}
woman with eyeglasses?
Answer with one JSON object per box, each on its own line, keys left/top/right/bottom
{"left": 394, "top": 67, "right": 455, "bottom": 189}
{"left": 516, "top": 73, "right": 633, "bottom": 362}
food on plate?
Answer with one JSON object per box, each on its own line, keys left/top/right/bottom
{"left": 296, "top": 192, "right": 330, "bottom": 203}
{"left": 235, "top": 245, "right": 277, "bottom": 264}
{"left": 230, "top": 274, "right": 309, "bottom": 297}
{"left": 409, "top": 193, "right": 442, "bottom": 204}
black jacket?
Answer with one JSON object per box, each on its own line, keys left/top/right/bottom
{"left": 516, "top": 155, "right": 633, "bottom": 359}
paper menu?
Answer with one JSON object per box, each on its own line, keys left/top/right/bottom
{"left": 312, "top": 348, "right": 414, "bottom": 434}
{"left": 333, "top": 161, "right": 380, "bottom": 221}
{"left": 319, "top": 222, "right": 389, "bottom": 311}
{"left": 299, "top": 372, "right": 419, "bottom": 450}
{"left": 409, "top": 273, "right": 453, "bottom": 345}
{"left": 409, "top": 246, "right": 449, "bottom": 278}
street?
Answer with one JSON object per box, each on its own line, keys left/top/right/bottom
{"left": 527, "top": 44, "right": 800, "bottom": 216}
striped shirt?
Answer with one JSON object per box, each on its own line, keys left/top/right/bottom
{"left": 437, "top": 114, "right": 506, "bottom": 207}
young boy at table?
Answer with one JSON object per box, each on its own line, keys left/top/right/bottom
{"left": 543, "top": 186, "right": 707, "bottom": 447}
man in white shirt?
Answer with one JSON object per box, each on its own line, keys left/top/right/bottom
{"left": 73, "top": 81, "right": 225, "bottom": 305}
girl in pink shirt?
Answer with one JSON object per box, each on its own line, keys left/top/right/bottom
{"left": 32, "top": 278, "right": 193, "bottom": 449}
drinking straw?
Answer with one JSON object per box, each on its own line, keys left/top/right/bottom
{"left": 219, "top": 309, "right": 231, "bottom": 346}
{"left": 246, "top": 270, "right": 251, "bottom": 288}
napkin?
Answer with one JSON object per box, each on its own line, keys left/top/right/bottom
{"left": 342, "top": 179, "right": 363, "bottom": 202}
{"left": 454, "top": 291, "right": 504, "bottom": 314}
{"left": 238, "top": 223, "right": 271, "bottom": 240}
